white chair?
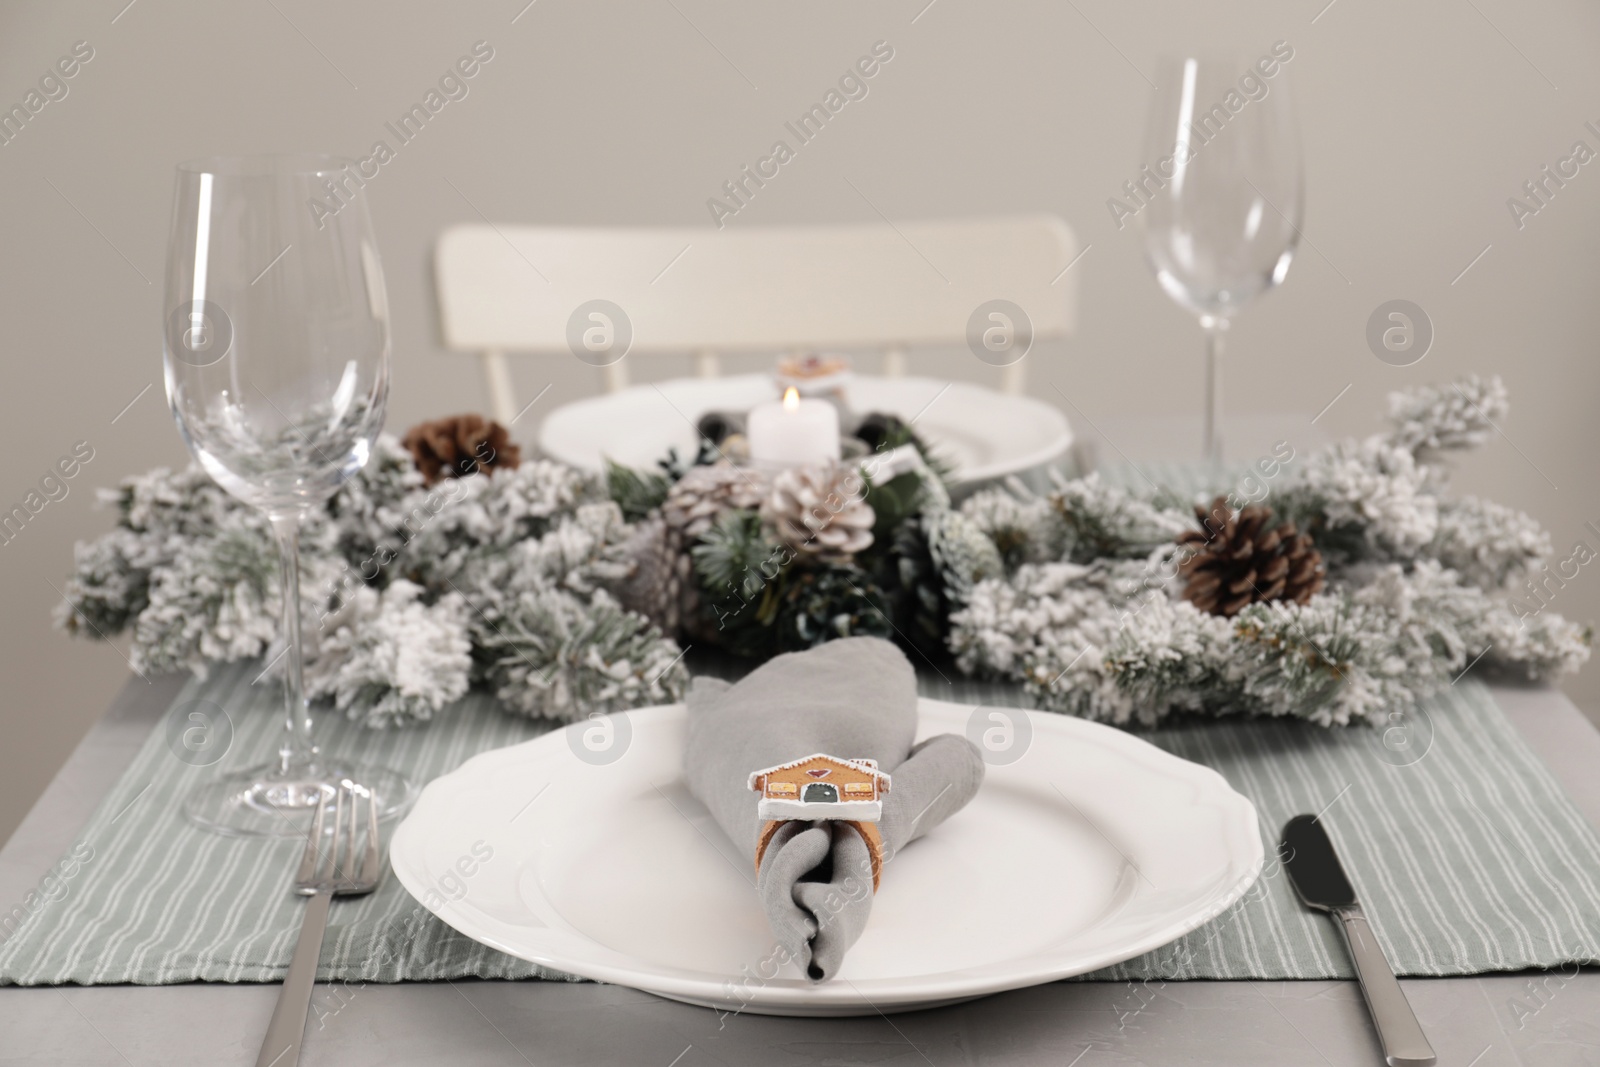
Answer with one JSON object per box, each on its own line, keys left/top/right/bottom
{"left": 433, "top": 215, "right": 1078, "bottom": 427}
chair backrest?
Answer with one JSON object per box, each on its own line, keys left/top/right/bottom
{"left": 434, "top": 215, "right": 1078, "bottom": 425}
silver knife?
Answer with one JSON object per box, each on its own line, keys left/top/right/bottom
{"left": 1281, "top": 814, "right": 1436, "bottom": 1067}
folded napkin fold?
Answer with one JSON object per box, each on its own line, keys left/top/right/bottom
{"left": 685, "top": 637, "right": 984, "bottom": 980}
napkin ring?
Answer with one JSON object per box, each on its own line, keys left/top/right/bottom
{"left": 747, "top": 754, "right": 891, "bottom": 893}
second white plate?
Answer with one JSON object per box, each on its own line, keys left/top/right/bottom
{"left": 390, "top": 700, "right": 1261, "bottom": 1016}
{"left": 535, "top": 374, "right": 1073, "bottom": 485}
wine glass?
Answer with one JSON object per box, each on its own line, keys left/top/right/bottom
{"left": 163, "top": 154, "right": 412, "bottom": 836}
{"left": 1138, "top": 54, "right": 1303, "bottom": 465}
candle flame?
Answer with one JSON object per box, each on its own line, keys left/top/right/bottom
{"left": 782, "top": 387, "right": 800, "bottom": 411}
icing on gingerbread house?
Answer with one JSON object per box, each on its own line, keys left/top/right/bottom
{"left": 747, "top": 754, "right": 891, "bottom": 822}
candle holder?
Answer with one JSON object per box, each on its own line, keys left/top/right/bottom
{"left": 775, "top": 352, "right": 853, "bottom": 402}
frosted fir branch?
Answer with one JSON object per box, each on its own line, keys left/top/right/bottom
{"left": 473, "top": 587, "right": 688, "bottom": 722}
{"left": 305, "top": 580, "right": 473, "bottom": 728}
{"left": 959, "top": 482, "right": 1067, "bottom": 569}
{"left": 1385, "top": 374, "right": 1507, "bottom": 455}
{"left": 1482, "top": 600, "right": 1592, "bottom": 681}
{"left": 1351, "top": 558, "right": 1587, "bottom": 683}
{"left": 126, "top": 522, "right": 282, "bottom": 676}
{"left": 924, "top": 506, "right": 1005, "bottom": 603}
{"left": 1425, "top": 496, "right": 1550, "bottom": 591}
{"left": 1048, "top": 472, "right": 1193, "bottom": 563}
{"left": 948, "top": 559, "right": 1173, "bottom": 724}
{"left": 1099, "top": 595, "right": 1243, "bottom": 721}
{"left": 58, "top": 460, "right": 345, "bottom": 652}
{"left": 54, "top": 527, "right": 153, "bottom": 638}
{"left": 951, "top": 552, "right": 1588, "bottom": 729}
{"left": 950, "top": 562, "right": 1106, "bottom": 680}
{"left": 390, "top": 460, "right": 605, "bottom": 588}
{"left": 56, "top": 441, "right": 665, "bottom": 726}
{"left": 104, "top": 464, "right": 240, "bottom": 541}
{"left": 1230, "top": 594, "right": 1420, "bottom": 727}
{"left": 54, "top": 380, "right": 1589, "bottom": 733}
{"left": 1279, "top": 436, "right": 1438, "bottom": 561}
{"left": 325, "top": 433, "right": 428, "bottom": 564}
{"left": 448, "top": 501, "right": 638, "bottom": 612}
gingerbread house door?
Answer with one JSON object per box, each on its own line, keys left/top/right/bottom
{"left": 802, "top": 783, "right": 839, "bottom": 804}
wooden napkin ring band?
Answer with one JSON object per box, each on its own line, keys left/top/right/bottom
{"left": 755, "top": 819, "right": 884, "bottom": 893}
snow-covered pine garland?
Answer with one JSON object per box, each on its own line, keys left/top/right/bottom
{"left": 57, "top": 436, "right": 688, "bottom": 727}
{"left": 56, "top": 374, "right": 1589, "bottom": 732}
{"left": 949, "top": 375, "right": 1590, "bottom": 726}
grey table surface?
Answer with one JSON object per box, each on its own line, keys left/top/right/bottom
{"left": 1, "top": 676, "right": 1596, "bottom": 1067}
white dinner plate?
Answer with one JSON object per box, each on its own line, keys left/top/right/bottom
{"left": 389, "top": 700, "right": 1262, "bottom": 1016}
{"left": 535, "top": 374, "right": 1073, "bottom": 485}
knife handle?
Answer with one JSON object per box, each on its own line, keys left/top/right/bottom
{"left": 1334, "top": 906, "right": 1436, "bottom": 1067}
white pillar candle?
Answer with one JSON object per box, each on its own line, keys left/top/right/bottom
{"left": 748, "top": 387, "right": 841, "bottom": 467}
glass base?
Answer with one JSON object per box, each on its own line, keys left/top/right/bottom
{"left": 182, "top": 760, "right": 416, "bottom": 838}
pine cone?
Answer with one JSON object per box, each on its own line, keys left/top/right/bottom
{"left": 876, "top": 516, "right": 948, "bottom": 660}
{"left": 761, "top": 464, "right": 875, "bottom": 560}
{"left": 661, "top": 463, "right": 769, "bottom": 540}
{"left": 402, "top": 415, "right": 521, "bottom": 485}
{"left": 616, "top": 514, "right": 698, "bottom": 637}
{"left": 1177, "top": 497, "right": 1326, "bottom": 617}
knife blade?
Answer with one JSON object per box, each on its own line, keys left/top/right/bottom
{"left": 1281, "top": 814, "right": 1436, "bottom": 1067}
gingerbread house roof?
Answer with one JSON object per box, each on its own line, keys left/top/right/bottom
{"left": 746, "top": 753, "right": 892, "bottom": 792}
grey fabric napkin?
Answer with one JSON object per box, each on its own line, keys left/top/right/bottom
{"left": 684, "top": 637, "right": 985, "bottom": 981}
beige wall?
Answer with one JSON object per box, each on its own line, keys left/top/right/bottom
{"left": 3, "top": 0, "right": 1597, "bottom": 843}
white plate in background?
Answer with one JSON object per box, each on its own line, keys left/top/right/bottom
{"left": 535, "top": 374, "right": 1072, "bottom": 485}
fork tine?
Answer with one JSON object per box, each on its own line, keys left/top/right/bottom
{"left": 339, "top": 781, "right": 361, "bottom": 887}
{"left": 328, "top": 782, "right": 348, "bottom": 884}
{"left": 296, "top": 786, "right": 327, "bottom": 885}
{"left": 359, "top": 785, "right": 381, "bottom": 886}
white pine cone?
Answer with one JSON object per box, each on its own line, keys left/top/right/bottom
{"left": 661, "top": 463, "right": 769, "bottom": 540}
{"left": 761, "top": 463, "right": 875, "bottom": 559}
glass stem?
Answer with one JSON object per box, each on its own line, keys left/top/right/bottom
{"left": 1202, "top": 320, "right": 1227, "bottom": 467}
{"left": 268, "top": 510, "right": 316, "bottom": 777}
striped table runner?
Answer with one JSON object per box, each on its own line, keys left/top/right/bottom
{"left": 2, "top": 659, "right": 1599, "bottom": 985}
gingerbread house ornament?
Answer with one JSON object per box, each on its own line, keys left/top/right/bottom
{"left": 747, "top": 754, "right": 891, "bottom": 821}
{"left": 748, "top": 754, "right": 892, "bottom": 890}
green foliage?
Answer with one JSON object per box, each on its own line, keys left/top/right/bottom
{"left": 690, "top": 510, "right": 894, "bottom": 658}
{"left": 606, "top": 440, "right": 724, "bottom": 523}
{"left": 605, "top": 459, "right": 670, "bottom": 523}
{"left": 691, "top": 509, "right": 788, "bottom": 659}
{"left": 658, "top": 437, "right": 722, "bottom": 481}
{"left": 862, "top": 470, "right": 925, "bottom": 549}
{"left": 775, "top": 565, "right": 893, "bottom": 652}
{"left": 692, "top": 509, "right": 785, "bottom": 601}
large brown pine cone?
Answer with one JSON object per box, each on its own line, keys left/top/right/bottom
{"left": 1177, "top": 496, "right": 1325, "bottom": 617}
{"left": 402, "top": 415, "right": 521, "bottom": 485}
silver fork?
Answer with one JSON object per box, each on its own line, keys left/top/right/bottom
{"left": 255, "top": 780, "right": 381, "bottom": 1067}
